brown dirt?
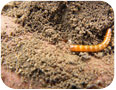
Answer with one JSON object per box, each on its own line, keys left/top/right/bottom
{"left": 1, "top": 1, "right": 114, "bottom": 89}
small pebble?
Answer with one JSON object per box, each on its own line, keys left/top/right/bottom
{"left": 79, "top": 52, "right": 90, "bottom": 61}
{"left": 94, "top": 52, "right": 104, "bottom": 58}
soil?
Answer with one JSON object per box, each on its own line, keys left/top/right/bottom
{"left": 1, "top": 1, "right": 114, "bottom": 89}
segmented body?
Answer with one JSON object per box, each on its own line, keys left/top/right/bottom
{"left": 70, "top": 28, "right": 112, "bottom": 52}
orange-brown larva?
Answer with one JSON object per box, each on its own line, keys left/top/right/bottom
{"left": 70, "top": 28, "right": 112, "bottom": 52}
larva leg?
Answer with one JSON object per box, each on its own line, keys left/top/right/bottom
{"left": 70, "top": 28, "right": 112, "bottom": 52}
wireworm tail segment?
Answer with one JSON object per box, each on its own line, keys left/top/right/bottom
{"left": 70, "top": 28, "right": 112, "bottom": 52}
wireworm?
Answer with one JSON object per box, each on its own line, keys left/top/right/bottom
{"left": 70, "top": 28, "right": 112, "bottom": 52}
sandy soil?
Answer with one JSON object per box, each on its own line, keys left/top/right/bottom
{"left": 1, "top": 1, "right": 114, "bottom": 89}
